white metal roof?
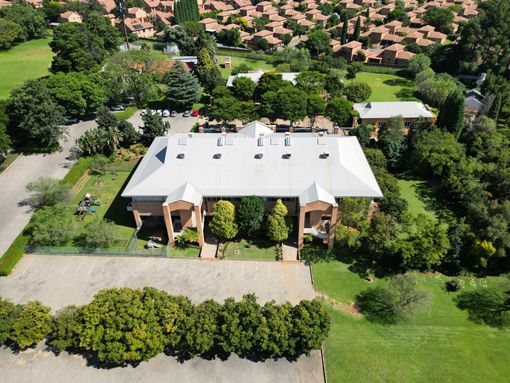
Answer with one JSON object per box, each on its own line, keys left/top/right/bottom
{"left": 226, "top": 69, "right": 299, "bottom": 87}
{"left": 122, "top": 122, "right": 383, "bottom": 201}
{"left": 353, "top": 101, "right": 435, "bottom": 119}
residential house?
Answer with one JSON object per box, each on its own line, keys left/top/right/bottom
{"left": 58, "top": 11, "right": 83, "bottom": 23}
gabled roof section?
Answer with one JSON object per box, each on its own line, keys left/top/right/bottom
{"left": 164, "top": 182, "right": 202, "bottom": 206}
{"left": 238, "top": 121, "right": 273, "bottom": 137}
{"left": 299, "top": 182, "right": 337, "bottom": 206}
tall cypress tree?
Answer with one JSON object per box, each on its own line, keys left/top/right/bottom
{"left": 165, "top": 62, "right": 201, "bottom": 109}
{"left": 437, "top": 87, "right": 465, "bottom": 140}
{"left": 341, "top": 14, "right": 348, "bottom": 45}
{"left": 354, "top": 16, "right": 361, "bottom": 41}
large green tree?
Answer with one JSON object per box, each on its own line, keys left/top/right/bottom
{"left": 165, "top": 62, "right": 201, "bottom": 109}
{"left": 7, "top": 80, "right": 66, "bottom": 151}
{"left": 423, "top": 7, "right": 454, "bottom": 34}
{"left": 437, "top": 87, "right": 465, "bottom": 140}
{"left": 141, "top": 111, "right": 170, "bottom": 143}
{"left": 266, "top": 199, "right": 289, "bottom": 242}
{"left": 325, "top": 97, "right": 354, "bottom": 127}
{"left": 306, "top": 29, "right": 331, "bottom": 57}
{"left": 232, "top": 77, "right": 256, "bottom": 101}
{"left": 9, "top": 301, "right": 52, "bottom": 348}
{"left": 236, "top": 196, "right": 264, "bottom": 236}
{"left": 378, "top": 116, "right": 406, "bottom": 169}
{"left": 210, "top": 200, "right": 238, "bottom": 240}
{"left": 0, "top": 18, "right": 22, "bottom": 49}
{"left": 50, "top": 13, "right": 121, "bottom": 73}
{"left": 1, "top": 3, "right": 47, "bottom": 42}
{"left": 29, "top": 205, "right": 74, "bottom": 246}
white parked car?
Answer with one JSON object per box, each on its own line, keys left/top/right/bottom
{"left": 162, "top": 109, "right": 170, "bottom": 117}
{"left": 140, "top": 109, "right": 147, "bottom": 116}
{"left": 156, "top": 109, "right": 163, "bottom": 116}
{"left": 111, "top": 105, "right": 125, "bottom": 111}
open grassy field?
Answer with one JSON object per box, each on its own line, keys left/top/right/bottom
{"left": 0, "top": 38, "right": 53, "bottom": 99}
{"left": 216, "top": 55, "right": 276, "bottom": 78}
{"left": 312, "top": 261, "right": 510, "bottom": 383}
{"left": 350, "top": 72, "right": 417, "bottom": 102}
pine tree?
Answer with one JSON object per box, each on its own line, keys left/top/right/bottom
{"left": 165, "top": 62, "right": 201, "bottom": 109}
{"left": 174, "top": 0, "right": 199, "bottom": 24}
{"left": 341, "top": 14, "right": 348, "bottom": 45}
{"left": 209, "top": 200, "right": 238, "bottom": 240}
{"left": 354, "top": 16, "right": 361, "bottom": 41}
{"left": 437, "top": 87, "right": 465, "bottom": 140}
{"left": 266, "top": 199, "right": 289, "bottom": 242}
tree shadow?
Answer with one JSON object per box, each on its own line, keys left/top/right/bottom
{"left": 103, "top": 164, "right": 140, "bottom": 228}
{"left": 413, "top": 179, "right": 454, "bottom": 221}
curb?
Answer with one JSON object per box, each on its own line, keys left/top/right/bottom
{"left": 0, "top": 154, "right": 22, "bottom": 177}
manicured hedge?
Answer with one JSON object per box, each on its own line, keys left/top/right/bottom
{"left": 0, "top": 232, "right": 30, "bottom": 276}
{"left": 62, "top": 156, "right": 94, "bottom": 186}
{"left": 0, "top": 288, "right": 331, "bottom": 364}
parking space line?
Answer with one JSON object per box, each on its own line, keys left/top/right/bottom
{"left": 228, "top": 261, "right": 232, "bottom": 280}
{"left": 241, "top": 263, "right": 245, "bottom": 279}
{"left": 254, "top": 262, "right": 258, "bottom": 281}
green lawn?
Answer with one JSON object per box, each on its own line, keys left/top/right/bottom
{"left": 312, "top": 261, "right": 510, "bottom": 383}
{"left": 350, "top": 72, "right": 417, "bottom": 102}
{"left": 0, "top": 38, "right": 53, "bottom": 99}
{"left": 216, "top": 55, "right": 276, "bottom": 78}
{"left": 114, "top": 106, "right": 138, "bottom": 120}
{"left": 0, "top": 153, "right": 20, "bottom": 174}
{"left": 169, "top": 244, "right": 201, "bottom": 257}
{"left": 222, "top": 239, "right": 279, "bottom": 260}
{"left": 398, "top": 179, "right": 436, "bottom": 220}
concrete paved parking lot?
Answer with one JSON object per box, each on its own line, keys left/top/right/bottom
{"left": 0, "top": 255, "right": 323, "bottom": 383}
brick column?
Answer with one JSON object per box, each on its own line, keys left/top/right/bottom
{"left": 327, "top": 205, "right": 339, "bottom": 250}
{"left": 162, "top": 205, "right": 175, "bottom": 245}
{"left": 297, "top": 206, "right": 306, "bottom": 250}
{"left": 194, "top": 204, "right": 205, "bottom": 248}
{"left": 132, "top": 208, "right": 142, "bottom": 228}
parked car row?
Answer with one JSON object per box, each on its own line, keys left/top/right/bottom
{"left": 140, "top": 109, "right": 199, "bottom": 118}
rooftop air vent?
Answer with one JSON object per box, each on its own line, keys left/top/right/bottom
{"left": 255, "top": 153, "right": 264, "bottom": 159}
{"left": 321, "top": 151, "right": 330, "bottom": 159}
{"left": 177, "top": 153, "right": 185, "bottom": 159}
{"left": 213, "top": 153, "right": 222, "bottom": 159}
{"left": 217, "top": 136, "right": 224, "bottom": 146}
{"left": 284, "top": 136, "right": 291, "bottom": 146}
{"left": 283, "top": 151, "right": 292, "bottom": 159}
{"left": 257, "top": 136, "right": 264, "bottom": 147}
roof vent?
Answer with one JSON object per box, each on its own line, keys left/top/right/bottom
{"left": 217, "top": 136, "right": 224, "bottom": 146}
{"left": 257, "top": 136, "right": 264, "bottom": 146}
{"left": 177, "top": 153, "right": 185, "bottom": 159}
{"left": 188, "top": 133, "right": 193, "bottom": 138}
{"left": 255, "top": 153, "right": 264, "bottom": 159}
{"left": 283, "top": 151, "right": 292, "bottom": 159}
{"left": 321, "top": 151, "right": 330, "bottom": 159}
{"left": 284, "top": 136, "right": 291, "bottom": 146}
{"left": 318, "top": 131, "right": 324, "bottom": 136}
{"left": 213, "top": 153, "right": 222, "bottom": 159}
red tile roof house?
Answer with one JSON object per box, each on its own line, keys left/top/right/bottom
{"left": 338, "top": 40, "right": 363, "bottom": 61}
{"left": 58, "top": 11, "right": 83, "bottom": 23}
{"left": 365, "top": 43, "right": 415, "bottom": 67}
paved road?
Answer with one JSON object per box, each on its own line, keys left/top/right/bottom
{"left": 0, "top": 111, "right": 196, "bottom": 257}
{"left": 0, "top": 120, "right": 95, "bottom": 257}
{"left": 0, "top": 255, "right": 323, "bottom": 383}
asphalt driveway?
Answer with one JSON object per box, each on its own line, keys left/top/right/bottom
{"left": 0, "top": 255, "right": 323, "bottom": 383}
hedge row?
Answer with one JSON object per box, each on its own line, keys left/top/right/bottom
{"left": 0, "top": 288, "right": 330, "bottom": 365}
{"left": 0, "top": 233, "right": 30, "bottom": 276}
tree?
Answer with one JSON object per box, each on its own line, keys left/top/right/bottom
{"left": 325, "top": 97, "right": 354, "bottom": 127}
{"left": 174, "top": 0, "right": 200, "bottom": 24}
{"left": 0, "top": 298, "right": 18, "bottom": 345}
{"left": 77, "top": 125, "right": 122, "bottom": 155}
{"left": 350, "top": 124, "right": 373, "bottom": 147}
{"left": 353, "top": 16, "right": 361, "bottom": 41}
{"left": 275, "top": 87, "right": 308, "bottom": 126}
{"left": 217, "top": 28, "right": 242, "bottom": 47}
{"left": 415, "top": 69, "right": 458, "bottom": 107}
{"left": 437, "top": 87, "right": 465, "bottom": 140}
{"left": 43, "top": 72, "right": 107, "bottom": 118}
{"left": 0, "top": 102, "right": 11, "bottom": 154}
{"left": 209, "top": 200, "right": 238, "bottom": 240}
{"left": 117, "top": 120, "right": 140, "bottom": 147}
{"left": 456, "top": 288, "right": 510, "bottom": 327}
{"left": 423, "top": 7, "right": 454, "bottom": 34}
{"left": 25, "top": 177, "right": 70, "bottom": 209}
{"left": 7, "top": 79, "right": 66, "bottom": 151}
{"left": 356, "top": 274, "right": 430, "bottom": 324}
{"left": 266, "top": 199, "right": 289, "bottom": 242}
{"left": 142, "top": 112, "right": 170, "bottom": 143}
{"left": 195, "top": 47, "right": 215, "bottom": 79}
{"left": 340, "top": 14, "right": 348, "bottom": 45}
{"left": 306, "top": 29, "right": 331, "bottom": 57}
{"left": 165, "top": 62, "right": 201, "bottom": 109}
{"left": 0, "top": 18, "right": 22, "bottom": 49}
{"left": 185, "top": 299, "right": 222, "bottom": 356}
{"left": 9, "top": 301, "right": 52, "bottom": 348}
{"left": 378, "top": 116, "right": 406, "bottom": 168}
{"left": 48, "top": 305, "right": 81, "bottom": 352}
{"left": 29, "top": 205, "right": 74, "bottom": 246}
{"left": 209, "top": 94, "right": 241, "bottom": 123}
{"left": 76, "top": 220, "right": 117, "bottom": 248}
{"left": 398, "top": 214, "right": 450, "bottom": 270}
{"left": 257, "top": 37, "right": 269, "bottom": 51}
{"left": 346, "top": 62, "right": 363, "bottom": 79}
{"left": 1, "top": 3, "right": 47, "bottom": 42}
{"left": 50, "top": 13, "right": 121, "bottom": 73}
{"left": 236, "top": 196, "right": 264, "bottom": 236}
{"left": 232, "top": 77, "right": 256, "bottom": 101}
{"left": 343, "top": 82, "right": 372, "bottom": 102}
{"left": 307, "top": 94, "right": 326, "bottom": 127}
{"left": 407, "top": 54, "right": 431, "bottom": 78}
{"left": 295, "top": 71, "right": 326, "bottom": 94}
{"left": 291, "top": 300, "right": 330, "bottom": 355}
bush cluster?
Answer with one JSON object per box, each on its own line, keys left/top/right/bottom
{"left": 0, "top": 288, "right": 330, "bottom": 365}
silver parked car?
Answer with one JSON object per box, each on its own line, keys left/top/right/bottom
{"left": 170, "top": 110, "right": 177, "bottom": 117}
{"left": 183, "top": 110, "right": 190, "bottom": 117}
{"left": 162, "top": 109, "right": 170, "bottom": 117}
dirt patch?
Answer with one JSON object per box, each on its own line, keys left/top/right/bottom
{"left": 316, "top": 292, "right": 362, "bottom": 318}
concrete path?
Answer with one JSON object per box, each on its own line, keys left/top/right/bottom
{"left": 0, "top": 120, "right": 95, "bottom": 257}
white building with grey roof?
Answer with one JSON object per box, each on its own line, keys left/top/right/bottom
{"left": 122, "top": 121, "right": 382, "bottom": 257}
{"left": 353, "top": 101, "right": 436, "bottom": 127}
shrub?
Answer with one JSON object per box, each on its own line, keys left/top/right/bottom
{"left": 29, "top": 205, "right": 74, "bottom": 246}
{"left": 445, "top": 279, "right": 462, "bottom": 292}
{"left": 74, "top": 220, "right": 117, "bottom": 248}
{"left": 48, "top": 305, "right": 81, "bottom": 352}
{"left": 0, "top": 298, "right": 18, "bottom": 345}
{"left": 9, "top": 301, "right": 52, "bottom": 348}
{"left": 175, "top": 228, "right": 199, "bottom": 246}
{"left": 25, "top": 177, "right": 70, "bottom": 209}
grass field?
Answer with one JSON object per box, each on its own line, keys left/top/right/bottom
{"left": 216, "top": 55, "right": 276, "bottom": 78}
{"left": 0, "top": 38, "right": 53, "bottom": 99}
{"left": 222, "top": 239, "right": 279, "bottom": 260}
{"left": 398, "top": 179, "right": 436, "bottom": 220}
{"left": 350, "top": 72, "right": 417, "bottom": 102}
{"left": 114, "top": 106, "right": 138, "bottom": 120}
{"left": 312, "top": 261, "right": 510, "bottom": 383}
